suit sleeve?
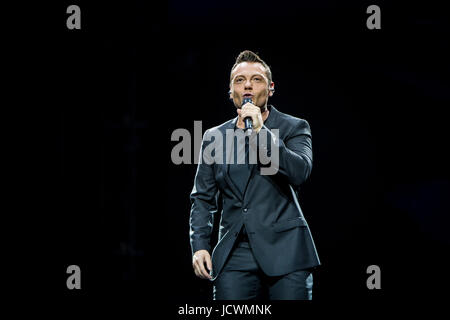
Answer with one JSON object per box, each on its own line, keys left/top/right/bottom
{"left": 253, "top": 119, "right": 313, "bottom": 187}
{"left": 189, "top": 129, "right": 218, "bottom": 255}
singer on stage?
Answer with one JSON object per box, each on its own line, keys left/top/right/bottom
{"left": 189, "top": 50, "right": 320, "bottom": 300}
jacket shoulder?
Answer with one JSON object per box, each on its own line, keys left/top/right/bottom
{"left": 275, "top": 109, "right": 311, "bottom": 136}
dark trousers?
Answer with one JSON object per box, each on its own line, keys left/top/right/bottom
{"left": 213, "top": 238, "right": 313, "bottom": 300}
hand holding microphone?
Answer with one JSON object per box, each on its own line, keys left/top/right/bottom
{"left": 237, "top": 97, "right": 263, "bottom": 134}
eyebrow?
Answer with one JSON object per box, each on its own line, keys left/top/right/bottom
{"left": 233, "top": 73, "right": 266, "bottom": 80}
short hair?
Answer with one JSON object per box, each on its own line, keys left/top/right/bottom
{"left": 230, "top": 50, "right": 272, "bottom": 84}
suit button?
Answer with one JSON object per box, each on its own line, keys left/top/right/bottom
{"left": 243, "top": 208, "right": 248, "bottom": 213}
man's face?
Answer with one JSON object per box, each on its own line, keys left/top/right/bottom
{"left": 229, "top": 62, "right": 274, "bottom": 110}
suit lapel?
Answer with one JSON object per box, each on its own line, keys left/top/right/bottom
{"left": 241, "top": 105, "right": 278, "bottom": 199}
{"left": 222, "top": 116, "right": 243, "bottom": 199}
{"left": 241, "top": 163, "right": 257, "bottom": 198}
{"left": 221, "top": 105, "right": 279, "bottom": 200}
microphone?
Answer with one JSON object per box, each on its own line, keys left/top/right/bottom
{"left": 242, "top": 97, "right": 253, "bottom": 132}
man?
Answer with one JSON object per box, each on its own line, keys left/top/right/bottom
{"left": 190, "top": 50, "right": 320, "bottom": 300}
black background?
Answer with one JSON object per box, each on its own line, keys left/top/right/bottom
{"left": 11, "top": 0, "right": 450, "bottom": 315}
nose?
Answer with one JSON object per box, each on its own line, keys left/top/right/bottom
{"left": 244, "top": 79, "right": 253, "bottom": 89}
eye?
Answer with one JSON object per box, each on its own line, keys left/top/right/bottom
{"left": 235, "top": 78, "right": 244, "bottom": 83}
{"left": 253, "top": 77, "right": 262, "bottom": 82}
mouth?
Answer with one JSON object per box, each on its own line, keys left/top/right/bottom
{"left": 242, "top": 93, "right": 254, "bottom": 98}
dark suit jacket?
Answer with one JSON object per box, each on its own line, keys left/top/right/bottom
{"left": 190, "top": 105, "right": 320, "bottom": 281}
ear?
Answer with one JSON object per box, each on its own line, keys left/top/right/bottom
{"left": 228, "top": 89, "right": 233, "bottom": 100}
{"left": 268, "top": 82, "right": 275, "bottom": 97}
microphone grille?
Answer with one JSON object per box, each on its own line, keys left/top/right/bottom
{"left": 242, "top": 97, "right": 253, "bottom": 105}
